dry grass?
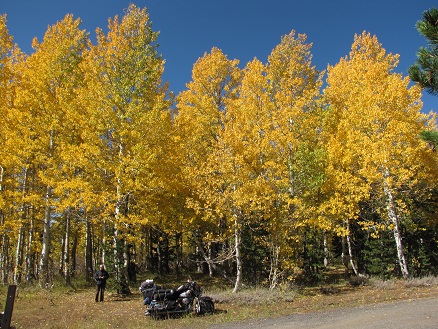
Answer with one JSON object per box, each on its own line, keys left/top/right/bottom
{"left": 2, "top": 276, "right": 437, "bottom": 329}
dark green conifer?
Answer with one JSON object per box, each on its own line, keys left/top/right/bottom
{"left": 409, "top": 8, "right": 438, "bottom": 95}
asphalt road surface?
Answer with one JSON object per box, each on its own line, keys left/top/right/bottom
{"left": 211, "top": 297, "right": 437, "bottom": 329}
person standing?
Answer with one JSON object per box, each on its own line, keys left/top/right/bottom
{"left": 94, "top": 264, "right": 109, "bottom": 302}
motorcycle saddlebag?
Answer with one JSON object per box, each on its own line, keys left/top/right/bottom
{"left": 153, "top": 289, "right": 174, "bottom": 301}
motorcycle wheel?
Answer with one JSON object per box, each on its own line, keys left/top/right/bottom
{"left": 195, "top": 299, "right": 215, "bottom": 315}
{"left": 203, "top": 300, "right": 215, "bottom": 314}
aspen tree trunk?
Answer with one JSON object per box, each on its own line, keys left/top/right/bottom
{"left": 39, "top": 131, "right": 54, "bottom": 288}
{"left": 59, "top": 227, "right": 65, "bottom": 275}
{"left": 157, "top": 229, "right": 163, "bottom": 273}
{"left": 123, "top": 239, "right": 130, "bottom": 280}
{"left": 25, "top": 210, "right": 36, "bottom": 282}
{"left": 232, "top": 208, "right": 242, "bottom": 293}
{"left": 346, "top": 219, "right": 359, "bottom": 276}
{"left": 112, "top": 141, "right": 130, "bottom": 294}
{"left": 0, "top": 167, "right": 8, "bottom": 284}
{"left": 1, "top": 230, "right": 9, "bottom": 284}
{"left": 14, "top": 226, "right": 24, "bottom": 284}
{"left": 101, "top": 221, "right": 107, "bottom": 266}
{"left": 113, "top": 225, "right": 130, "bottom": 294}
{"left": 113, "top": 170, "right": 130, "bottom": 293}
{"left": 113, "top": 225, "right": 121, "bottom": 287}
{"left": 0, "top": 206, "right": 9, "bottom": 284}
{"left": 25, "top": 164, "right": 36, "bottom": 282}
{"left": 71, "top": 233, "right": 78, "bottom": 277}
{"left": 14, "top": 167, "right": 29, "bottom": 284}
{"left": 269, "top": 244, "right": 280, "bottom": 290}
{"left": 63, "top": 212, "right": 71, "bottom": 285}
{"left": 383, "top": 171, "right": 410, "bottom": 279}
{"left": 85, "top": 215, "right": 93, "bottom": 282}
{"left": 39, "top": 185, "right": 52, "bottom": 288}
{"left": 323, "top": 231, "right": 329, "bottom": 268}
{"left": 341, "top": 236, "right": 349, "bottom": 276}
{"left": 113, "top": 225, "right": 130, "bottom": 293}
{"left": 207, "top": 243, "right": 214, "bottom": 277}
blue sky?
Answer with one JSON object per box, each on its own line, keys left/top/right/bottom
{"left": 1, "top": 0, "right": 437, "bottom": 113}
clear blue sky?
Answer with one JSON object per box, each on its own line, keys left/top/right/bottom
{"left": 1, "top": 0, "right": 437, "bottom": 113}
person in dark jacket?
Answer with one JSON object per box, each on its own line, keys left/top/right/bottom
{"left": 94, "top": 264, "right": 109, "bottom": 302}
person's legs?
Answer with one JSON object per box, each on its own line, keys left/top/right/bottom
{"left": 95, "top": 286, "right": 100, "bottom": 302}
{"left": 100, "top": 287, "right": 105, "bottom": 302}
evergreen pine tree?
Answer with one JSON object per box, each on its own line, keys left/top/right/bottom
{"left": 363, "top": 230, "right": 397, "bottom": 279}
{"left": 409, "top": 7, "right": 438, "bottom": 95}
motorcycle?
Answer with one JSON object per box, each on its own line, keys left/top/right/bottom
{"left": 140, "top": 280, "right": 215, "bottom": 320}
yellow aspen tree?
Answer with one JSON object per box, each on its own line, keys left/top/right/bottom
{"left": 10, "top": 14, "right": 88, "bottom": 286}
{"left": 266, "top": 31, "right": 324, "bottom": 218}
{"left": 223, "top": 58, "right": 281, "bottom": 289}
{"left": 264, "top": 31, "right": 324, "bottom": 286}
{"left": 222, "top": 31, "right": 324, "bottom": 289}
{"left": 323, "top": 31, "right": 437, "bottom": 279}
{"left": 80, "top": 4, "right": 170, "bottom": 293}
{"left": 0, "top": 15, "right": 51, "bottom": 283}
{"left": 0, "top": 13, "right": 17, "bottom": 283}
{"left": 2, "top": 47, "right": 38, "bottom": 284}
{"left": 175, "top": 47, "right": 241, "bottom": 284}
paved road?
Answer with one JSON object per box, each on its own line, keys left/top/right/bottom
{"left": 211, "top": 297, "right": 438, "bottom": 329}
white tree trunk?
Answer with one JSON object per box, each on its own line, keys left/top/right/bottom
{"left": 341, "top": 236, "right": 348, "bottom": 274}
{"left": 269, "top": 244, "right": 280, "bottom": 290}
{"left": 25, "top": 212, "right": 36, "bottom": 282}
{"left": 233, "top": 210, "right": 242, "bottom": 293}
{"left": 323, "top": 231, "right": 329, "bottom": 268}
{"left": 346, "top": 219, "right": 359, "bottom": 276}
{"left": 14, "top": 168, "right": 28, "bottom": 283}
{"left": 39, "top": 185, "right": 52, "bottom": 287}
{"left": 113, "top": 141, "right": 131, "bottom": 294}
{"left": 14, "top": 226, "right": 24, "bottom": 284}
{"left": 383, "top": 171, "right": 410, "bottom": 279}
{"left": 1, "top": 229, "right": 9, "bottom": 284}
{"left": 101, "top": 221, "right": 106, "bottom": 266}
{"left": 207, "top": 244, "right": 214, "bottom": 277}
{"left": 85, "top": 215, "right": 93, "bottom": 281}
{"left": 39, "top": 130, "right": 54, "bottom": 288}
{"left": 63, "top": 212, "right": 71, "bottom": 284}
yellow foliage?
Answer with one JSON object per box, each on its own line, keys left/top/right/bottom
{"left": 323, "top": 31, "right": 436, "bottom": 227}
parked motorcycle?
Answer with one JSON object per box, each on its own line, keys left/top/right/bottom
{"left": 140, "top": 280, "right": 215, "bottom": 320}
